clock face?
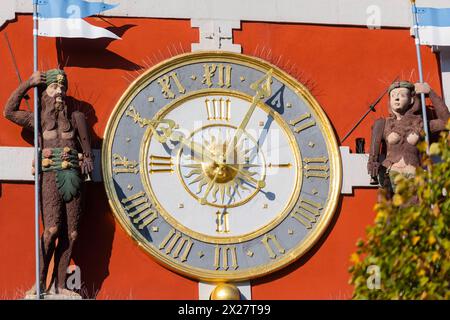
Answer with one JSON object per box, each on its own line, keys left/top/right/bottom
{"left": 102, "top": 52, "right": 341, "bottom": 281}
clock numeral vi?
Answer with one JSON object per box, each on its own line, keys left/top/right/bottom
{"left": 291, "top": 197, "right": 323, "bottom": 229}
{"left": 159, "top": 228, "right": 193, "bottom": 262}
{"left": 214, "top": 245, "right": 238, "bottom": 270}
{"left": 289, "top": 113, "right": 316, "bottom": 133}
{"left": 261, "top": 234, "right": 285, "bottom": 259}
{"left": 121, "top": 191, "right": 158, "bottom": 230}
{"left": 157, "top": 72, "right": 186, "bottom": 99}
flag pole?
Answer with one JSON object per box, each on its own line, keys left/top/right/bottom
{"left": 32, "top": 0, "right": 41, "bottom": 299}
{"left": 410, "top": 0, "right": 431, "bottom": 151}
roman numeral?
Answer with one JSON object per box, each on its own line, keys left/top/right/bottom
{"left": 291, "top": 197, "right": 323, "bottom": 229}
{"left": 121, "top": 191, "right": 158, "bottom": 230}
{"left": 216, "top": 210, "right": 230, "bottom": 234}
{"left": 205, "top": 98, "right": 231, "bottom": 121}
{"left": 304, "top": 156, "right": 329, "bottom": 179}
{"left": 149, "top": 154, "right": 174, "bottom": 174}
{"left": 112, "top": 153, "right": 139, "bottom": 174}
{"left": 159, "top": 228, "right": 193, "bottom": 262}
{"left": 214, "top": 245, "right": 238, "bottom": 270}
{"left": 202, "top": 64, "right": 232, "bottom": 88}
{"left": 250, "top": 69, "right": 273, "bottom": 102}
{"left": 289, "top": 113, "right": 316, "bottom": 133}
{"left": 261, "top": 234, "right": 285, "bottom": 259}
{"left": 157, "top": 72, "right": 186, "bottom": 99}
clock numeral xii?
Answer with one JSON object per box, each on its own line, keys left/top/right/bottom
{"left": 202, "top": 64, "right": 232, "bottom": 88}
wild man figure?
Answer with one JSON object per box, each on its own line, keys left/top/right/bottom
{"left": 3, "top": 69, "right": 93, "bottom": 297}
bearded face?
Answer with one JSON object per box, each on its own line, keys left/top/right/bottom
{"left": 41, "top": 83, "right": 71, "bottom": 132}
{"left": 45, "top": 82, "right": 66, "bottom": 109}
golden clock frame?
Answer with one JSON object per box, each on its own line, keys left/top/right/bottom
{"left": 102, "top": 51, "right": 342, "bottom": 282}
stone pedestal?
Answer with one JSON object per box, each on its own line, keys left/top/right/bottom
{"left": 24, "top": 293, "right": 82, "bottom": 300}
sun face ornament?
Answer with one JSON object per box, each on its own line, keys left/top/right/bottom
{"left": 102, "top": 52, "right": 342, "bottom": 281}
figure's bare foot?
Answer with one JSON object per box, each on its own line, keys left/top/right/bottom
{"left": 25, "top": 284, "right": 47, "bottom": 298}
{"left": 25, "top": 285, "right": 36, "bottom": 296}
{"left": 56, "top": 287, "right": 81, "bottom": 297}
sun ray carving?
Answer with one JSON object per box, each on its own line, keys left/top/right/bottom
{"left": 181, "top": 131, "right": 264, "bottom": 206}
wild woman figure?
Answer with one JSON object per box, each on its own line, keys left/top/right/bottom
{"left": 368, "top": 81, "right": 449, "bottom": 196}
{"left": 3, "top": 69, "right": 94, "bottom": 297}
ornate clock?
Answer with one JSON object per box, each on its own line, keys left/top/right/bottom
{"left": 102, "top": 52, "right": 341, "bottom": 281}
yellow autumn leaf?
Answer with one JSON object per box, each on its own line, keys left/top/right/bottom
{"left": 432, "top": 252, "right": 440, "bottom": 262}
{"left": 432, "top": 205, "right": 440, "bottom": 217}
{"left": 417, "top": 269, "right": 426, "bottom": 276}
{"left": 429, "top": 143, "right": 441, "bottom": 155}
{"left": 350, "top": 253, "right": 360, "bottom": 264}
{"left": 373, "top": 203, "right": 383, "bottom": 212}
{"left": 417, "top": 141, "right": 427, "bottom": 153}
{"left": 411, "top": 212, "right": 420, "bottom": 221}
{"left": 412, "top": 236, "right": 421, "bottom": 245}
{"left": 375, "top": 210, "right": 388, "bottom": 222}
{"left": 428, "top": 234, "right": 436, "bottom": 245}
{"left": 393, "top": 174, "right": 404, "bottom": 185}
{"left": 393, "top": 194, "right": 404, "bottom": 206}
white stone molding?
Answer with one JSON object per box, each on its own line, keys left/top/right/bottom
{"left": 0, "top": 146, "right": 374, "bottom": 195}
{"left": 0, "top": 147, "right": 102, "bottom": 182}
{"left": 340, "top": 146, "right": 373, "bottom": 194}
{"left": 191, "top": 19, "right": 241, "bottom": 53}
{"left": 4, "top": 0, "right": 441, "bottom": 30}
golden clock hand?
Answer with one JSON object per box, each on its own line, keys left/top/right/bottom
{"left": 126, "top": 106, "right": 176, "bottom": 143}
{"left": 267, "top": 163, "right": 292, "bottom": 168}
{"left": 227, "top": 165, "right": 266, "bottom": 189}
{"left": 130, "top": 112, "right": 214, "bottom": 163}
{"left": 226, "top": 69, "right": 273, "bottom": 161}
{"left": 230, "top": 163, "right": 292, "bottom": 189}
{"left": 176, "top": 135, "right": 217, "bottom": 163}
{"left": 210, "top": 70, "right": 273, "bottom": 191}
{"left": 242, "top": 163, "right": 292, "bottom": 168}
{"left": 125, "top": 107, "right": 216, "bottom": 162}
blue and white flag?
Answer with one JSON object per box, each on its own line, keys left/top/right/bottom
{"left": 416, "top": 6, "right": 450, "bottom": 46}
{"left": 38, "top": 0, "right": 120, "bottom": 39}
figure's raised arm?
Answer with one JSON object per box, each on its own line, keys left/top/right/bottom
{"left": 415, "top": 83, "right": 450, "bottom": 133}
{"left": 429, "top": 89, "right": 450, "bottom": 133}
{"left": 3, "top": 71, "right": 46, "bottom": 130}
